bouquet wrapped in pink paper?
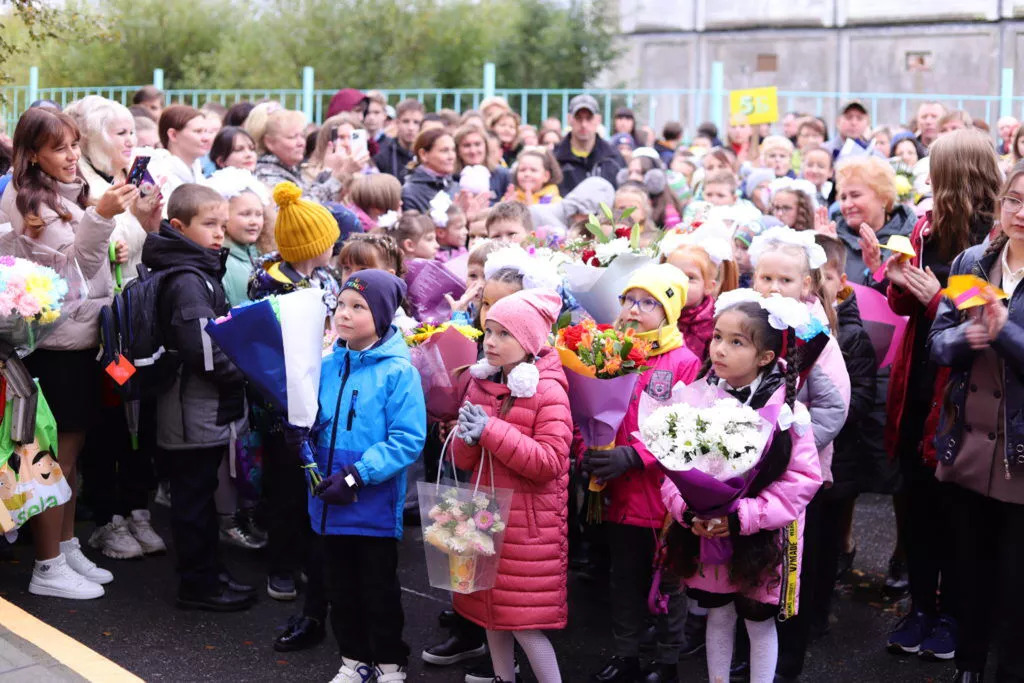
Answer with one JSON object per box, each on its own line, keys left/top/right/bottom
{"left": 405, "top": 323, "right": 482, "bottom": 422}
{"left": 636, "top": 378, "right": 782, "bottom": 564}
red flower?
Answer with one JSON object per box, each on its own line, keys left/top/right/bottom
{"left": 596, "top": 324, "right": 613, "bottom": 331}
{"left": 627, "top": 345, "right": 647, "bottom": 364}
{"left": 690, "top": 220, "right": 703, "bottom": 230}
{"left": 561, "top": 325, "right": 584, "bottom": 352}
{"left": 614, "top": 226, "right": 632, "bottom": 239}
{"left": 580, "top": 248, "right": 599, "bottom": 267}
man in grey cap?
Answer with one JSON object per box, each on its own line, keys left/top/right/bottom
{"left": 553, "top": 94, "right": 626, "bottom": 196}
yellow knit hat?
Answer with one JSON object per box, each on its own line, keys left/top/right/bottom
{"left": 272, "top": 182, "right": 340, "bottom": 263}
{"left": 622, "top": 263, "right": 689, "bottom": 327}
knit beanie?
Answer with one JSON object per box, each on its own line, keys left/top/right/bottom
{"left": 273, "top": 182, "right": 341, "bottom": 263}
{"left": 486, "top": 289, "right": 562, "bottom": 357}
{"left": 342, "top": 269, "right": 407, "bottom": 340}
{"left": 622, "top": 263, "right": 689, "bottom": 328}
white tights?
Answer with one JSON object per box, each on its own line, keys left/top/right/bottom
{"left": 705, "top": 603, "right": 778, "bottom": 683}
{"left": 486, "top": 629, "right": 561, "bottom": 683}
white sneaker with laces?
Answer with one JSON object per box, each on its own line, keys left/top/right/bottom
{"left": 375, "top": 664, "right": 407, "bottom": 682}
{"left": 29, "top": 553, "right": 104, "bottom": 599}
{"left": 88, "top": 515, "right": 144, "bottom": 560}
{"left": 127, "top": 509, "right": 166, "bottom": 554}
{"left": 61, "top": 537, "right": 114, "bottom": 584}
{"left": 328, "top": 657, "right": 375, "bottom": 683}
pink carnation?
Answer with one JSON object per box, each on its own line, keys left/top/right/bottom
{"left": 473, "top": 510, "right": 494, "bottom": 531}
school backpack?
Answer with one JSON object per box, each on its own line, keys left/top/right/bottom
{"left": 98, "top": 263, "right": 212, "bottom": 401}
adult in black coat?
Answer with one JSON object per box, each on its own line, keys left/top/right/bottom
{"left": 401, "top": 129, "right": 458, "bottom": 212}
{"left": 553, "top": 94, "right": 625, "bottom": 196}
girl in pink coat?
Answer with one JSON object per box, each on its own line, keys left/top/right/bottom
{"left": 581, "top": 264, "right": 701, "bottom": 683}
{"left": 660, "top": 297, "right": 822, "bottom": 683}
{"left": 453, "top": 289, "right": 573, "bottom": 683}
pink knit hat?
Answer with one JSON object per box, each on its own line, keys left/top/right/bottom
{"left": 486, "top": 289, "right": 562, "bottom": 357}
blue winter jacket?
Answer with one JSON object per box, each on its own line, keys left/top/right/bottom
{"left": 309, "top": 326, "right": 426, "bottom": 539}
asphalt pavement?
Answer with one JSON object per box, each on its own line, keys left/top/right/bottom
{"left": 0, "top": 493, "right": 951, "bottom": 682}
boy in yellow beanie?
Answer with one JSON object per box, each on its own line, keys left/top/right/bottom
{"left": 248, "top": 181, "right": 342, "bottom": 303}
{"left": 582, "top": 263, "right": 703, "bottom": 683}
{"left": 247, "top": 181, "right": 342, "bottom": 652}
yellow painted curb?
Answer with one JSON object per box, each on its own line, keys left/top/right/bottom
{"left": 0, "top": 598, "right": 143, "bottom": 682}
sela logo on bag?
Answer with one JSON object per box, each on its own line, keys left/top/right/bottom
{"left": 646, "top": 370, "right": 673, "bottom": 401}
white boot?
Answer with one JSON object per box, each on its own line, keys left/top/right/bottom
{"left": 328, "top": 658, "right": 375, "bottom": 683}
{"left": 375, "top": 664, "right": 407, "bottom": 682}
{"left": 29, "top": 553, "right": 104, "bottom": 599}
{"left": 127, "top": 509, "right": 167, "bottom": 554}
{"left": 61, "top": 537, "right": 114, "bottom": 584}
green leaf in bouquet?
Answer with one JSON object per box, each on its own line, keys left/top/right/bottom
{"left": 600, "top": 202, "right": 614, "bottom": 221}
{"left": 585, "top": 215, "right": 611, "bottom": 244}
{"left": 629, "top": 221, "right": 641, "bottom": 250}
{"left": 555, "top": 310, "right": 572, "bottom": 333}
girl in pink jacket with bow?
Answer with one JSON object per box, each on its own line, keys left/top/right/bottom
{"left": 661, "top": 297, "right": 822, "bottom": 683}
{"left": 453, "top": 289, "right": 573, "bottom": 683}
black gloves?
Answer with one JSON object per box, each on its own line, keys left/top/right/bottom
{"left": 582, "top": 445, "right": 642, "bottom": 482}
{"left": 315, "top": 464, "right": 363, "bottom": 505}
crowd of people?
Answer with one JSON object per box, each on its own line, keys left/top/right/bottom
{"left": 0, "top": 83, "right": 1022, "bottom": 683}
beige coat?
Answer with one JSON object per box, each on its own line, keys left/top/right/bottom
{"left": 0, "top": 180, "right": 116, "bottom": 350}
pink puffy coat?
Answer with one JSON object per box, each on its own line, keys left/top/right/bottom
{"left": 604, "top": 344, "right": 701, "bottom": 528}
{"left": 660, "top": 386, "right": 822, "bottom": 609}
{"left": 453, "top": 347, "right": 573, "bottom": 631}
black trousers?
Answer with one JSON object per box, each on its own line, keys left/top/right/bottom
{"left": 81, "top": 401, "right": 156, "bottom": 525}
{"left": 776, "top": 490, "right": 832, "bottom": 678}
{"left": 901, "top": 456, "right": 956, "bottom": 617}
{"left": 323, "top": 534, "right": 409, "bottom": 666}
{"left": 947, "top": 484, "right": 1024, "bottom": 678}
{"left": 802, "top": 488, "right": 853, "bottom": 636}
{"left": 263, "top": 430, "right": 328, "bottom": 619}
{"left": 165, "top": 445, "right": 223, "bottom": 594}
{"left": 607, "top": 523, "right": 685, "bottom": 663}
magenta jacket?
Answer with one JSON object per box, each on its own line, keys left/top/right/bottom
{"left": 453, "top": 347, "right": 573, "bottom": 631}
{"left": 677, "top": 295, "right": 715, "bottom": 361}
{"left": 661, "top": 385, "right": 822, "bottom": 608}
{"left": 604, "top": 344, "right": 702, "bottom": 528}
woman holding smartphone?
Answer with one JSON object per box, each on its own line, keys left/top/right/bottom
{"left": 301, "top": 112, "right": 375, "bottom": 191}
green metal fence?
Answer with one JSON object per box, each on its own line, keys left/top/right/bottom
{"left": 3, "top": 63, "right": 1022, "bottom": 140}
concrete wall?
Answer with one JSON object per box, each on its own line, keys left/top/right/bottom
{"left": 603, "top": 0, "right": 1024, "bottom": 134}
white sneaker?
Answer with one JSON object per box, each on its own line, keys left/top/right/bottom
{"left": 29, "top": 553, "right": 104, "bottom": 599}
{"left": 375, "top": 664, "right": 407, "bottom": 682}
{"left": 328, "top": 658, "right": 375, "bottom": 683}
{"left": 88, "top": 515, "right": 144, "bottom": 560}
{"left": 61, "top": 537, "right": 114, "bottom": 584}
{"left": 127, "top": 509, "right": 167, "bottom": 554}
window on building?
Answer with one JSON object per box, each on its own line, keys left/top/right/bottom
{"left": 756, "top": 54, "right": 778, "bottom": 73}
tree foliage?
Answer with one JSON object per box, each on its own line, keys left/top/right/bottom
{"left": 1, "top": 0, "right": 621, "bottom": 91}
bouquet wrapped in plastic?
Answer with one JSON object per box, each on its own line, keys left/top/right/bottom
{"left": 205, "top": 288, "right": 329, "bottom": 493}
{"left": 0, "top": 256, "right": 71, "bottom": 356}
{"left": 405, "top": 323, "right": 481, "bottom": 422}
{"left": 417, "top": 435, "right": 513, "bottom": 593}
{"left": 637, "top": 379, "right": 783, "bottom": 564}
{"left": 563, "top": 205, "right": 655, "bottom": 324}
{"left": 556, "top": 319, "right": 651, "bottom": 521}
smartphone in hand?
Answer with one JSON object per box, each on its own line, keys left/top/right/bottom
{"left": 349, "top": 129, "right": 368, "bottom": 159}
{"left": 126, "top": 156, "right": 151, "bottom": 187}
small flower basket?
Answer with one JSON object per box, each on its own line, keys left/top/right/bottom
{"left": 417, "top": 434, "right": 513, "bottom": 594}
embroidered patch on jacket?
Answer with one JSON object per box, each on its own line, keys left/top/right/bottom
{"left": 646, "top": 370, "right": 673, "bottom": 400}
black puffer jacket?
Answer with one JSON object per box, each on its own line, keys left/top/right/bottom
{"left": 374, "top": 136, "right": 415, "bottom": 185}
{"left": 830, "top": 290, "right": 879, "bottom": 497}
{"left": 401, "top": 166, "right": 458, "bottom": 212}
{"left": 142, "top": 224, "right": 246, "bottom": 450}
{"left": 553, "top": 133, "right": 625, "bottom": 196}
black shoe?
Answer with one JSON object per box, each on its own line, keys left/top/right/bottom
{"left": 403, "top": 506, "right": 421, "bottom": 526}
{"left": 884, "top": 555, "right": 909, "bottom": 599}
{"left": 267, "top": 573, "right": 297, "bottom": 600}
{"left": 465, "top": 659, "right": 520, "bottom": 683}
{"left": 774, "top": 674, "right": 799, "bottom": 683}
{"left": 177, "top": 586, "right": 254, "bottom": 612}
{"left": 439, "top": 609, "right": 457, "bottom": 628}
{"left": 273, "top": 614, "right": 325, "bottom": 652}
{"left": 642, "top": 662, "right": 679, "bottom": 683}
{"left": 218, "top": 571, "right": 256, "bottom": 595}
{"left": 836, "top": 544, "right": 856, "bottom": 582}
{"left": 952, "top": 672, "right": 983, "bottom": 683}
{"left": 591, "top": 656, "right": 641, "bottom": 683}
{"left": 680, "top": 613, "right": 707, "bottom": 659}
{"left": 421, "top": 632, "right": 487, "bottom": 666}
{"left": 729, "top": 660, "right": 750, "bottom": 683}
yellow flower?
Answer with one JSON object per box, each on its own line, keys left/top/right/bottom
{"left": 894, "top": 175, "right": 912, "bottom": 197}
{"left": 38, "top": 310, "right": 59, "bottom": 324}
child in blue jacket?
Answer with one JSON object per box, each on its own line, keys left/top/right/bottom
{"left": 312, "top": 269, "right": 427, "bottom": 683}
